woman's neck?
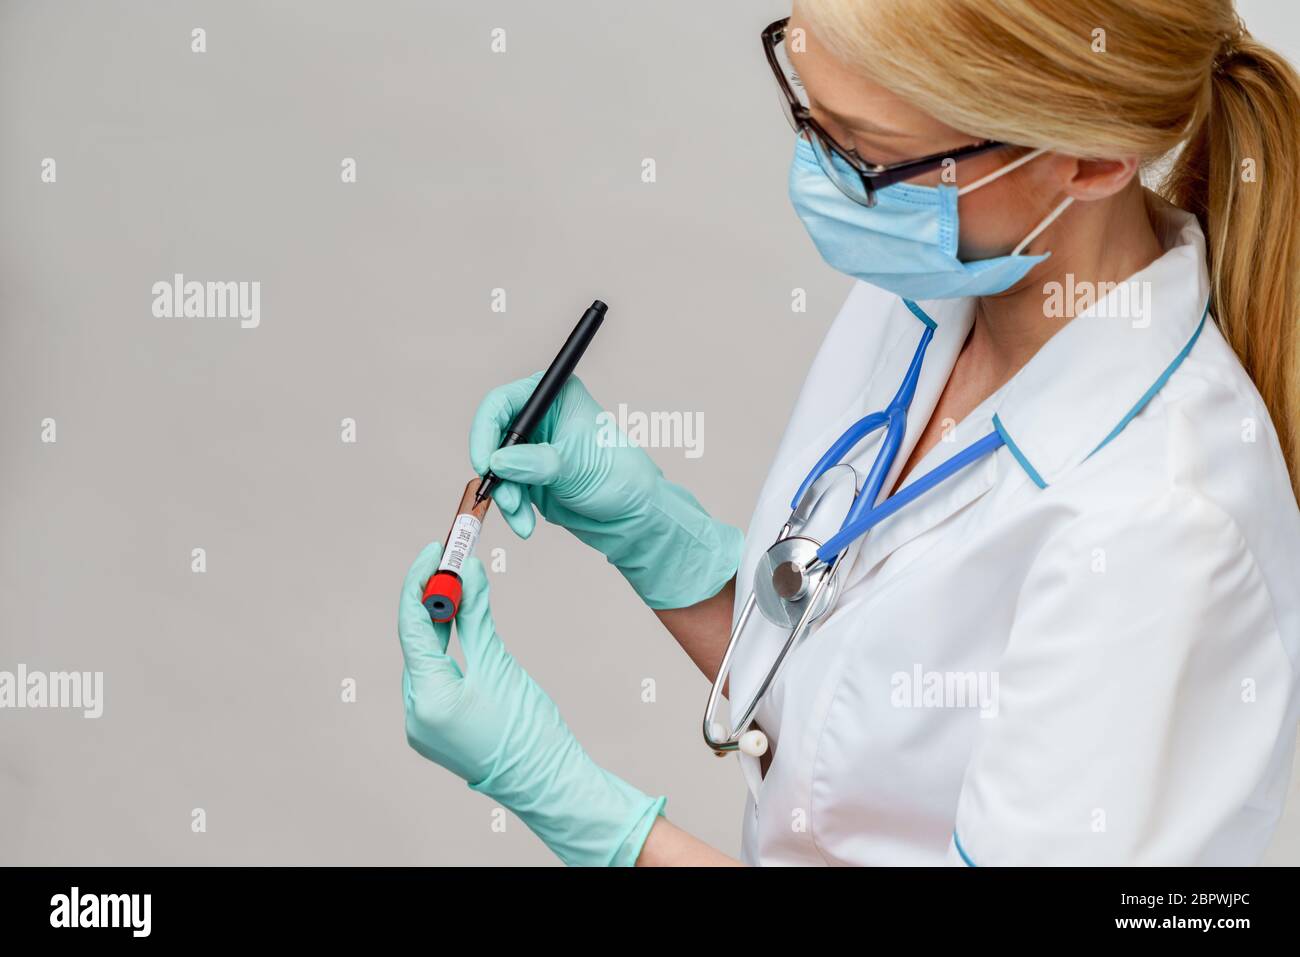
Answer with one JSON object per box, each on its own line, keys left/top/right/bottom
{"left": 967, "top": 180, "right": 1166, "bottom": 389}
{"left": 894, "top": 180, "right": 1167, "bottom": 493}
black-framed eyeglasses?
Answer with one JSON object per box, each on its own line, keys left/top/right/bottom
{"left": 763, "top": 17, "right": 1007, "bottom": 207}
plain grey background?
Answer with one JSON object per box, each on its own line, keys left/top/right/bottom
{"left": 2, "top": 0, "right": 1297, "bottom": 866}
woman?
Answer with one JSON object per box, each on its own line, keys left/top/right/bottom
{"left": 398, "top": 0, "right": 1300, "bottom": 865}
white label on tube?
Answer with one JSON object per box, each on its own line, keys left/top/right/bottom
{"left": 438, "top": 514, "right": 482, "bottom": 575}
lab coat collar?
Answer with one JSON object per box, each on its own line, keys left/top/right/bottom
{"left": 911, "top": 194, "right": 1211, "bottom": 488}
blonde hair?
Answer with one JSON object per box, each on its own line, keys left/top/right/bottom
{"left": 800, "top": 0, "right": 1300, "bottom": 498}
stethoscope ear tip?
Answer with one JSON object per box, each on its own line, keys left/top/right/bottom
{"left": 705, "top": 724, "right": 769, "bottom": 757}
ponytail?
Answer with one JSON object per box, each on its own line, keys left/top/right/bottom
{"left": 1162, "top": 30, "right": 1300, "bottom": 500}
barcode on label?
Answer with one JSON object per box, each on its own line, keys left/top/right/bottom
{"left": 438, "top": 514, "right": 482, "bottom": 574}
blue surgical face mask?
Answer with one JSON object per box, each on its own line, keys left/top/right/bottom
{"left": 788, "top": 135, "right": 1075, "bottom": 301}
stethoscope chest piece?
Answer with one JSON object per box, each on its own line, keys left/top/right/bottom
{"left": 754, "top": 461, "right": 856, "bottom": 628}
{"left": 755, "top": 535, "right": 838, "bottom": 628}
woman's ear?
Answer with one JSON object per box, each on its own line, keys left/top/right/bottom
{"left": 1061, "top": 156, "right": 1142, "bottom": 201}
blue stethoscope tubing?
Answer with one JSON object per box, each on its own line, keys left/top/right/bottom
{"left": 702, "top": 301, "right": 1008, "bottom": 754}
{"left": 793, "top": 320, "right": 1007, "bottom": 568}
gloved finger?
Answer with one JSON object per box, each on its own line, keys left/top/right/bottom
{"left": 397, "top": 541, "right": 463, "bottom": 682}
{"left": 492, "top": 478, "right": 522, "bottom": 514}
{"left": 496, "top": 492, "right": 537, "bottom": 539}
{"left": 488, "top": 442, "right": 565, "bottom": 487}
{"left": 468, "top": 374, "right": 543, "bottom": 475}
{"left": 453, "top": 557, "right": 502, "bottom": 669}
{"left": 401, "top": 664, "right": 464, "bottom": 742}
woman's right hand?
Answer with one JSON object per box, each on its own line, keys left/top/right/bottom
{"left": 468, "top": 373, "right": 743, "bottom": 610}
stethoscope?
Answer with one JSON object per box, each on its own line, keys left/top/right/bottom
{"left": 703, "top": 304, "right": 1007, "bottom": 757}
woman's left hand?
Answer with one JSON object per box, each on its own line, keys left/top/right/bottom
{"left": 398, "top": 541, "right": 664, "bottom": 866}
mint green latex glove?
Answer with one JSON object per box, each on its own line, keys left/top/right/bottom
{"left": 399, "top": 540, "right": 665, "bottom": 866}
{"left": 468, "top": 373, "right": 743, "bottom": 610}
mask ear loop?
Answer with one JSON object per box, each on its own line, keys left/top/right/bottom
{"left": 1010, "top": 196, "right": 1075, "bottom": 256}
{"left": 956, "top": 147, "right": 1049, "bottom": 197}
{"left": 953, "top": 146, "right": 1076, "bottom": 257}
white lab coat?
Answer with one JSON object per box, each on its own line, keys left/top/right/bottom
{"left": 729, "top": 196, "right": 1300, "bottom": 865}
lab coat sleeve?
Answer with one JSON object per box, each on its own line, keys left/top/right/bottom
{"left": 949, "top": 485, "right": 1292, "bottom": 865}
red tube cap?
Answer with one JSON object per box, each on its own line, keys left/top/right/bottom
{"left": 422, "top": 571, "right": 462, "bottom": 624}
